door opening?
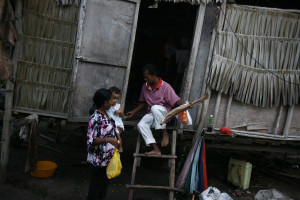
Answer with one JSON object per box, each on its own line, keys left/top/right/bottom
{"left": 125, "top": 1, "right": 198, "bottom": 116}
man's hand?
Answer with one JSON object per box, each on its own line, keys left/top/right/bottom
{"left": 127, "top": 111, "right": 135, "bottom": 118}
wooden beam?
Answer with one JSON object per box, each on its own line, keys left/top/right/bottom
{"left": 195, "top": 0, "right": 227, "bottom": 138}
{"left": 121, "top": 0, "right": 140, "bottom": 108}
{"left": 133, "top": 153, "right": 176, "bottom": 159}
{"left": 69, "top": 0, "right": 87, "bottom": 118}
{"left": 283, "top": 105, "right": 294, "bottom": 138}
{"left": 205, "top": 143, "right": 300, "bottom": 153}
{"left": 126, "top": 184, "right": 184, "bottom": 192}
{"left": 182, "top": 3, "right": 207, "bottom": 101}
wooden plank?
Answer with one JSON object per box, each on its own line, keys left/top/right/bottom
{"left": 133, "top": 153, "right": 176, "bottom": 159}
{"left": 169, "top": 130, "right": 177, "bottom": 200}
{"left": 12, "top": 107, "right": 68, "bottom": 119}
{"left": 126, "top": 184, "right": 184, "bottom": 192}
{"left": 181, "top": 3, "right": 207, "bottom": 101}
{"left": 283, "top": 105, "right": 294, "bottom": 138}
{"left": 205, "top": 143, "right": 300, "bottom": 153}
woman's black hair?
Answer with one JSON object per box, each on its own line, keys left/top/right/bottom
{"left": 93, "top": 88, "right": 112, "bottom": 108}
{"left": 142, "top": 64, "right": 158, "bottom": 76}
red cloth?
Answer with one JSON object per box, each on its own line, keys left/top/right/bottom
{"left": 202, "top": 140, "right": 208, "bottom": 190}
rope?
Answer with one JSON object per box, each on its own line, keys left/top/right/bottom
{"left": 219, "top": 5, "right": 300, "bottom": 86}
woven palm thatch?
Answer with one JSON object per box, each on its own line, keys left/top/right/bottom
{"left": 158, "top": 0, "right": 222, "bottom": 4}
{"left": 14, "top": 0, "right": 79, "bottom": 114}
{"left": 208, "top": 4, "right": 300, "bottom": 107}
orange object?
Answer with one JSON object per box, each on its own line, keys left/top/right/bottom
{"left": 178, "top": 111, "right": 190, "bottom": 124}
{"left": 30, "top": 161, "right": 58, "bottom": 178}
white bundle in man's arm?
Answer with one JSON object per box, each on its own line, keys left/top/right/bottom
{"left": 160, "top": 94, "right": 209, "bottom": 125}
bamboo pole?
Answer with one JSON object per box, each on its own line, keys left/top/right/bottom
{"left": 283, "top": 105, "right": 294, "bottom": 138}
{"left": 0, "top": 0, "right": 22, "bottom": 183}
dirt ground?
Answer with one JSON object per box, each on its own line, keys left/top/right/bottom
{"left": 1, "top": 121, "right": 300, "bottom": 200}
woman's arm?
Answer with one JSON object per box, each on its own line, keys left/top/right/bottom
{"left": 93, "top": 137, "right": 119, "bottom": 147}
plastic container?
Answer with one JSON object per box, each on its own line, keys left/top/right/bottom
{"left": 227, "top": 158, "right": 252, "bottom": 189}
{"left": 207, "top": 115, "right": 214, "bottom": 132}
{"left": 30, "top": 161, "right": 58, "bottom": 178}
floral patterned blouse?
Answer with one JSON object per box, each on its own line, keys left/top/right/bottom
{"left": 87, "top": 110, "right": 117, "bottom": 167}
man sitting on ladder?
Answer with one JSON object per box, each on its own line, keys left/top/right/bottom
{"left": 127, "top": 64, "right": 185, "bottom": 155}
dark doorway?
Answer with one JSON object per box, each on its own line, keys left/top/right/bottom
{"left": 125, "top": 1, "right": 198, "bottom": 112}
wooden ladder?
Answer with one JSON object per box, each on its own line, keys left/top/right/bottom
{"left": 126, "top": 129, "right": 181, "bottom": 200}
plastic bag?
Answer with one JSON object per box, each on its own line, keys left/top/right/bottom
{"left": 199, "top": 186, "right": 221, "bottom": 200}
{"left": 106, "top": 148, "right": 122, "bottom": 179}
{"left": 177, "top": 110, "right": 192, "bottom": 125}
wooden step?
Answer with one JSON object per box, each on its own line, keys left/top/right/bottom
{"left": 126, "top": 184, "right": 184, "bottom": 192}
{"left": 133, "top": 153, "right": 177, "bottom": 159}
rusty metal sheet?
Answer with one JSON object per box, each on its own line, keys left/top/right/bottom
{"left": 79, "top": 0, "right": 136, "bottom": 67}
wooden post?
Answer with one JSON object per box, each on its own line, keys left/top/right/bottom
{"left": 274, "top": 105, "right": 283, "bottom": 135}
{"left": 195, "top": 0, "right": 227, "bottom": 137}
{"left": 0, "top": 87, "right": 13, "bottom": 183}
{"left": 283, "top": 105, "right": 294, "bottom": 138}
{"left": 182, "top": 2, "right": 207, "bottom": 101}
{"left": 213, "top": 92, "right": 222, "bottom": 128}
{"left": 224, "top": 94, "right": 233, "bottom": 127}
{"left": 0, "top": 0, "right": 22, "bottom": 183}
{"left": 168, "top": 130, "right": 177, "bottom": 200}
{"left": 69, "top": 0, "right": 87, "bottom": 117}
{"left": 121, "top": 1, "right": 140, "bottom": 108}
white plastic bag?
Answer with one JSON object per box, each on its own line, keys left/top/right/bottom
{"left": 199, "top": 186, "right": 221, "bottom": 200}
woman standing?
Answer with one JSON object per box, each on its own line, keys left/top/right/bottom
{"left": 87, "top": 88, "right": 119, "bottom": 200}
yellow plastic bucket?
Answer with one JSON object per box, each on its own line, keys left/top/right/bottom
{"left": 30, "top": 161, "right": 58, "bottom": 178}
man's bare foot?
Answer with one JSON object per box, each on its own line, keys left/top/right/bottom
{"left": 161, "top": 130, "right": 169, "bottom": 147}
{"left": 145, "top": 150, "right": 161, "bottom": 155}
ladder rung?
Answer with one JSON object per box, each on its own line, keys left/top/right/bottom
{"left": 126, "top": 184, "right": 184, "bottom": 192}
{"left": 133, "top": 153, "right": 177, "bottom": 159}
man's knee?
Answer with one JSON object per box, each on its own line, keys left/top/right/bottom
{"left": 151, "top": 105, "right": 162, "bottom": 113}
{"left": 137, "top": 120, "right": 148, "bottom": 130}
